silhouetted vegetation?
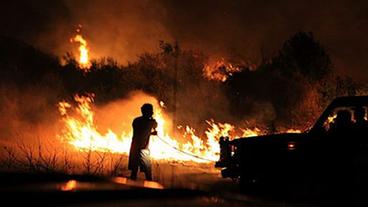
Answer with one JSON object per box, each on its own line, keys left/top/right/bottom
{"left": 0, "top": 32, "right": 366, "bottom": 132}
{"left": 226, "top": 32, "right": 366, "bottom": 129}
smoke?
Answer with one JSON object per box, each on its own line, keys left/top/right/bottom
{"left": 0, "top": 85, "right": 62, "bottom": 147}
{"left": 94, "top": 91, "right": 172, "bottom": 137}
{"left": 1, "top": 0, "right": 368, "bottom": 80}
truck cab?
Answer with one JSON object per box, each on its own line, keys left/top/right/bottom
{"left": 216, "top": 96, "right": 368, "bottom": 188}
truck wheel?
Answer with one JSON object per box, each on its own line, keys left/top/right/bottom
{"left": 239, "top": 174, "right": 257, "bottom": 191}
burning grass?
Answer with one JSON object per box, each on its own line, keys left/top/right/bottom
{"left": 57, "top": 92, "right": 269, "bottom": 163}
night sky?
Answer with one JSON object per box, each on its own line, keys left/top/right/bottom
{"left": 1, "top": 0, "right": 368, "bottom": 80}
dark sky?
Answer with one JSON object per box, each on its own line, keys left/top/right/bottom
{"left": 1, "top": 0, "right": 368, "bottom": 80}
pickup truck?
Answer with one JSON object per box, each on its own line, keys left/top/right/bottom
{"left": 215, "top": 96, "right": 368, "bottom": 189}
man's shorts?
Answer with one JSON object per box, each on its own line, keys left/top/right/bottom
{"left": 139, "top": 149, "right": 151, "bottom": 172}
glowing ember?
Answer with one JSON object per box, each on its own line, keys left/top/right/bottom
{"left": 70, "top": 28, "right": 91, "bottom": 70}
{"left": 203, "top": 58, "right": 241, "bottom": 82}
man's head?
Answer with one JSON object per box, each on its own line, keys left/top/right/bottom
{"left": 354, "top": 106, "right": 366, "bottom": 122}
{"left": 335, "top": 109, "right": 352, "bottom": 125}
{"left": 141, "top": 103, "right": 154, "bottom": 118}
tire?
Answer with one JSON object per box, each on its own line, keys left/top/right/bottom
{"left": 239, "top": 172, "right": 258, "bottom": 192}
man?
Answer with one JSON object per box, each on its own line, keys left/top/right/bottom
{"left": 329, "top": 109, "right": 354, "bottom": 134}
{"left": 353, "top": 106, "right": 368, "bottom": 145}
{"left": 354, "top": 106, "right": 368, "bottom": 130}
{"left": 128, "top": 103, "right": 157, "bottom": 180}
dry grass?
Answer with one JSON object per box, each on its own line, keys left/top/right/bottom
{"left": 0, "top": 142, "right": 220, "bottom": 189}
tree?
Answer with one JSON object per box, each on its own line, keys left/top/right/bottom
{"left": 271, "top": 32, "right": 332, "bottom": 82}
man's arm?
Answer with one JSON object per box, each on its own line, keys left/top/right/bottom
{"left": 132, "top": 118, "right": 138, "bottom": 129}
{"left": 151, "top": 120, "right": 158, "bottom": 135}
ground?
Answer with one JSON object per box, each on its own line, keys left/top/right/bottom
{"left": 1, "top": 149, "right": 367, "bottom": 207}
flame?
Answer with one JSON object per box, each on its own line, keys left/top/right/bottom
{"left": 70, "top": 29, "right": 91, "bottom": 70}
{"left": 241, "top": 127, "right": 262, "bottom": 137}
{"left": 57, "top": 94, "right": 301, "bottom": 163}
{"left": 285, "top": 129, "right": 302, "bottom": 133}
{"left": 57, "top": 94, "right": 229, "bottom": 162}
{"left": 58, "top": 94, "right": 132, "bottom": 154}
{"left": 203, "top": 58, "right": 241, "bottom": 82}
{"left": 204, "top": 120, "right": 234, "bottom": 158}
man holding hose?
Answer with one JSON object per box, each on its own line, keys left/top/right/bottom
{"left": 128, "top": 103, "right": 158, "bottom": 180}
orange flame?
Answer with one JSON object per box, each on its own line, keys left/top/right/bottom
{"left": 241, "top": 127, "right": 262, "bottom": 137}
{"left": 70, "top": 30, "right": 91, "bottom": 70}
{"left": 286, "top": 129, "right": 302, "bottom": 133}
{"left": 203, "top": 58, "right": 241, "bottom": 82}
{"left": 57, "top": 94, "right": 300, "bottom": 163}
{"left": 57, "top": 94, "right": 234, "bottom": 162}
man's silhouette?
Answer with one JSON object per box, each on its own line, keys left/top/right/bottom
{"left": 354, "top": 107, "right": 368, "bottom": 130}
{"left": 352, "top": 106, "right": 368, "bottom": 145}
{"left": 329, "top": 109, "right": 354, "bottom": 134}
{"left": 128, "top": 103, "right": 157, "bottom": 180}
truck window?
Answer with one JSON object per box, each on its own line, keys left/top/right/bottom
{"left": 324, "top": 107, "right": 354, "bottom": 132}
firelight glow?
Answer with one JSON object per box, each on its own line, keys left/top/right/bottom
{"left": 57, "top": 94, "right": 268, "bottom": 163}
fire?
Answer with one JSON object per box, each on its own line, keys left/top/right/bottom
{"left": 241, "top": 127, "right": 262, "bottom": 137}
{"left": 58, "top": 94, "right": 132, "bottom": 154}
{"left": 203, "top": 58, "right": 241, "bottom": 82}
{"left": 204, "top": 120, "right": 234, "bottom": 157}
{"left": 70, "top": 28, "right": 91, "bottom": 70}
{"left": 286, "top": 129, "right": 302, "bottom": 133}
{"left": 57, "top": 94, "right": 300, "bottom": 163}
{"left": 57, "top": 94, "right": 229, "bottom": 162}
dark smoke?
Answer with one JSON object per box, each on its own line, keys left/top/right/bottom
{"left": 1, "top": 0, "right": 368, "bottom": 81}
